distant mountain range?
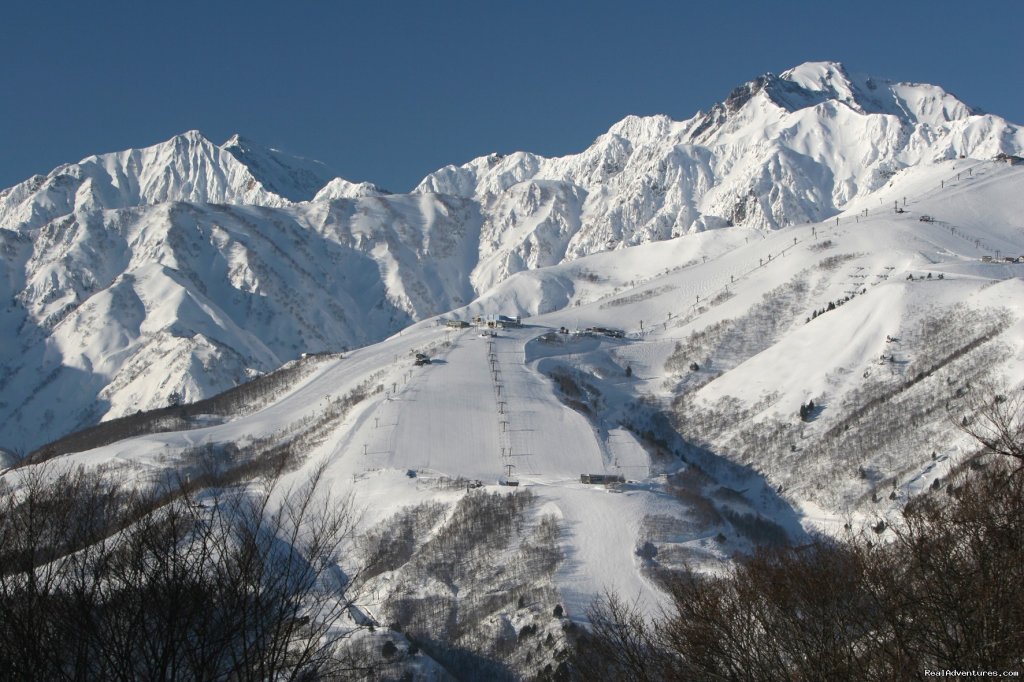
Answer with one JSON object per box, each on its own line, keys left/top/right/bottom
{"left": 1, "top": 60, "right": 1022, "bottom": 453}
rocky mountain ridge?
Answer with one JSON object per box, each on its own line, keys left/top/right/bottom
{"left": 1, "top": 61, "right": 1022, "bottom": 452}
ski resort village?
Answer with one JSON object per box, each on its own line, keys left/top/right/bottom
{"left": 1, "top": 59, "right": 1023, "bottom": 679}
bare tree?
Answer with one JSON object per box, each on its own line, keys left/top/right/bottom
{"left": 0, "top": 461, "right": 366, "bottom": 681}
{"left": 956, "top": 386, "right": 1024, "bottom": 467}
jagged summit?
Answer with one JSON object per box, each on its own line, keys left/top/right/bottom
{"left": 771, "top": 61, "right": 883, "bottom": 113}
{"left": 222, "top": 132, "right": 251, "bottom": 147}
{"left": 681, "top": 61, "right": 985, "bottom": 140}
{"left": 0, "top": 131, "right": 346, "bottom": 234}
{"left": 413, "top": 60, "right": 1021, "bottom": 274}
{"left": 768, "top": 61, "right": 981, "bottom": 122}
{"left": 220, "top": 133, "right": 337, "bottom": 201}
{"left": 313, "top": 177, "right": 390, "bottom": 201}
{"left": 0, "top": 132, "right": 281, "bottom": 233}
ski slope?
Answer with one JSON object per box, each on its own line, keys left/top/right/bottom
{"left": 303, "top": 325, "right": 679, "bottom": 619}
{"left": 25, "top": 318, "right": 689, "bottom": 619}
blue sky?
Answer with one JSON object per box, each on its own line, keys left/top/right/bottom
{"left": 2, "top": 0, "right": 1021, "bottom": 192}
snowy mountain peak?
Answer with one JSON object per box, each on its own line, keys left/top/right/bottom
{"left": 400, "top": 61, "right": 1023, "bottom": 294}
{"left": 767, "top": 61, "right": 865, "bottom": 112}
{"left": 413, "top": 151, "right": 543, "bottom": 198}
{"left": 312, "top": 177, "right": 389, "bottom": 201}
{"left": 220, "top": 134, "right": 336, "bottom": 201}
{"left": 221, "top": 132, "right": 248, "bottom": 147}
{"left": 606, "top": 114, "right": 677, "bottom": 145}
{"left": 151, "top": 129, "right": 223, "bottom": 160}
{"left": 0, "top": 131, "right": 344, "bottom": 233}
{"left": 177, "top": 128, "right": 208, "bottom": 142}
{"left": 768, "top": 61, "right": 980, "bottom": 123}
{"left": 779, "top": 60, "right": 852, "bottom": 92}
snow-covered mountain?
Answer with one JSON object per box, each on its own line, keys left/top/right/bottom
{"left": 0, "top": 193, "right": 486, "bottom": 452}
{"left": 0, "top": 131, "right": 339, "bottom": 236}
{"left": 1, "top": 61, "right": 1022, "bottom": 455}
{"left": 219, "top": 133, "right": 339, "bottom": 202}
{"left": 9, "top": 156, "right": 1023, "bottom": 677}
{"left": 3, "top": 61, "right": 1024, "bottom": 678}
{"left": 418, "top": 61, "right": 1023, "bottom": 289}
{"left": 313, "top": 177, "right": 390, "bottom": 201}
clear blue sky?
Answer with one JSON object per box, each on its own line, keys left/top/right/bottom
{"left": 2, "top": 0, "right": 1021, "bottom": 193}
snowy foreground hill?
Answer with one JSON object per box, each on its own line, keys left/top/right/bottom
{"left": 1, "top": 61, "right": 1024, "bottom": 676}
